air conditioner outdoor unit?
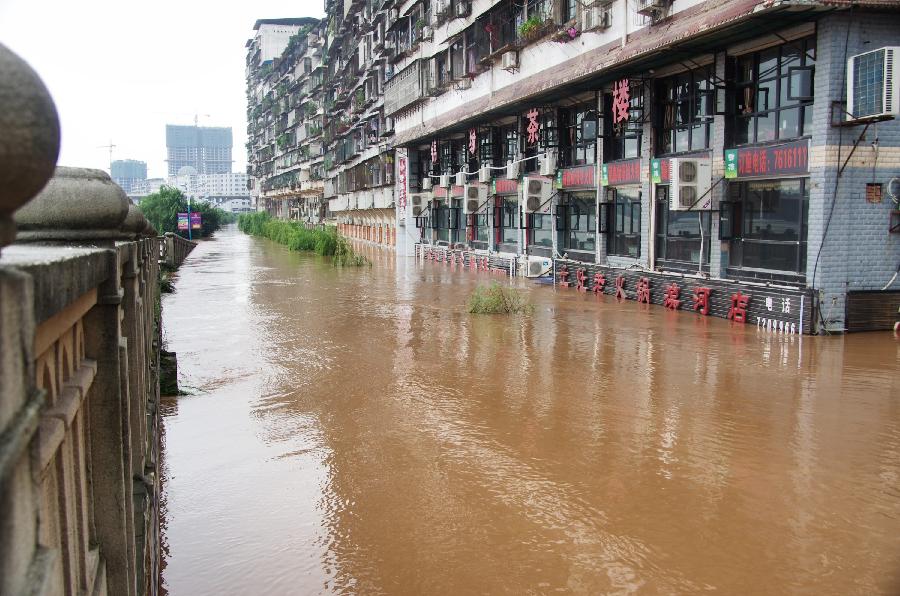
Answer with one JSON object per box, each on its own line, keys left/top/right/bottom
{"left": 501, "top": 51, "right": 518, "bottom": 71}
{"left": 389, "top": 8, "right": 399, "bottom": 22}
{"left": 522, "top": 177, "right": 552, "bottom": 214}
{"left": 463, "top": 184, "right": 487, "bottom": 214}
{"left": 525, "top": 256, "right": 552, "bottom": 278}
{"left": 422, "top": 177, "right": 433, "bottom": 191}
{"left": 455, "top": 171, "right": 466, "bottom": 186}
{"left": 670, "top": 158, "right": 712, "bottom": 211}
{"left": 439, "top": 174, "right": 451, "bottom": 187}
{"left": 506, "top": 160, "right": 519, "bottom": 179}
{"left": 539, "top": 149, "right": 557, "bottom": 176}
{"left": 456, "top": 2, "right": 471, "bottom": 18}
{"left": 421, "top": 26, "right": 433, "bottom": 41}
{"left": 847, "top": 46, "right": 900, "bottom": 119}
{"left": 411, "top": 193, "right": 426, "bottom": 216}
{"left": 478, "top": 167, "right": 491, "bottom": 183}
{"left": 637, "top": 0, "right": 669, "bottom": 16}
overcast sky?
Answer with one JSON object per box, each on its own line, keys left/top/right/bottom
{"left": 0, "top": 0, "right": 324, "bottom": 178}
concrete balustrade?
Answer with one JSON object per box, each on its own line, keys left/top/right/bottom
{"left": 1, "top": 43, "right": 163, "bottom": 596}
{"left": 162, "top": 232, "right": 197, "bottom": 268}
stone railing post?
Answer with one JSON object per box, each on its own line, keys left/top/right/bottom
{"left": 0, "top": 42, "right": 60, "bottom": 596}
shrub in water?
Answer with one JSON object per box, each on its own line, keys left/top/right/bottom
{"left": 237, "top": 212, "right": 369, "bottom": 266}
{"left": 468, "top": 282, "right": 533, "bottom": 314}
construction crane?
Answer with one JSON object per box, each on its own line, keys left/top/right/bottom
{"left": 96, "top": 140, "right": 116, "bottom": 172}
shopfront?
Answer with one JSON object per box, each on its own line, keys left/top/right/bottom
{"left": 601, "top": 158, "right": 642, "bottom": 260}
{"left": 492, "top": 178, "right": 520, "bottom": 254}
{"left": 651, "top": 157, "right": 712, "bottom": 273}
{"left": 556, "top": 165, "right": 597, "bottom": 262}
{"left": 721, "top": 139, "right": 810, "bottom": 284}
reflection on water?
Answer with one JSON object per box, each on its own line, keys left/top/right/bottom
{"left": 161, "top": 226, "right": 900, "bottom": 595}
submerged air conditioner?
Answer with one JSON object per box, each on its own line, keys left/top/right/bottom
{"left": 525, "top": 255, "right": 552, "bottom": 278}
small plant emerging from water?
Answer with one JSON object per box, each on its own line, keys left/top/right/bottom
{"left": 468, "top": 282, "right": 533, "bottom": 315}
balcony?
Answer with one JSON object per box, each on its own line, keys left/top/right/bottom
{"left": 384, "top": 59, "right": 426, "bottom": 116}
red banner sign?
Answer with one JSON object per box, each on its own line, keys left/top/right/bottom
{"left": 493, "top": 179, "right": 518, "bottom": 195}
{"left": 433, "top": 187, "right": 448, "bottom": 198}
{"left": 559, "top": 165, "right": 595, "bottom": 189}
{"left": 451, "top": 185, "right": 464, "bottom": 197}
{"left": 731, "top": 139, "right": 809, "bottom": 179}
{"left": 604, "top": 158, "right": 641, "bottom": 186}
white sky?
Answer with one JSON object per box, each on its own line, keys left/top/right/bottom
{"left": 0, "top": 0, "right": 324, "bottom": 178}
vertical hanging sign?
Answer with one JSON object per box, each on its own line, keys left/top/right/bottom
{"left": 397, "top": 150, "right": 408, "bottom": 217}
{"left": 525, "top": 108, "right": 540, "bottom": 146}
{"left": 612, "top": 78, "right": 630, "bottom": 124}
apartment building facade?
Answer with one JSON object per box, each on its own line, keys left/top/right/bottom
{"left": 386, "top": 0, "right": 900, "bottom": 333}
{"left": 246, "top": 0, "right": 900, "bottom": 332}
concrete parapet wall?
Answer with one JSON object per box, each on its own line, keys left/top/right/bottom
{"left": 1, "top": 235, "right": 163, "bottom": 596}
{"left": 162, "top": 232, "right": 197, "bottom": 268}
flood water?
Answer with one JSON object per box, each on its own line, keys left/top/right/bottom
{"left": 160, "top": 225, "right": 900, "bottom": 595}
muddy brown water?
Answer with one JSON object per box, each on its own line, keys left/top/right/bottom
{"left": 160, "top": 226, "right": 900, "bottom": 595}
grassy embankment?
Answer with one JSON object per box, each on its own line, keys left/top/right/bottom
{"left": 238, "top": 212, "right": 369, "bottom": 266}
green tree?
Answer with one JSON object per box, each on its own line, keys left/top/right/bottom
{"left": 139, "top": 186, "right": 233, "bottom": 237}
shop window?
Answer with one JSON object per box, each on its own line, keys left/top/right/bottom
{"left": 604, "top": 81, "right": 644, "bottom": 161}
{"left": 721, "top": 179, "right": 809, "bottom": 279}
{"left": 655, "top": 186, "right": 711, "bottom": 271}
{"left": 521, "top": 108, "right": 558, "bottom": 173}
{"left": 500, "top": 124, "right": 519, "bottom": 165}
{"left": 478, "top": 127, "right": 503, "bottom": 168}
{"left": 439, "top": 140, "right": 454, "bottom": 174}
{"left": 468, "top": 213, "right": 490, "bottom": 244}
{"left": 733, "top": 36, "right": 815, "bottom": 145}
{"left": 529, "top": 213, "right": 553, "bottom": 248}
{"left": 656, "top": 65, "right": 715, "bottom": 155}
{"left": 497, "top": 197, "right": 519, "bottom": 245}
{"left": 607, "top": 187, "right": 641, "bottom": 258}
{"left": 561, "top": 194, "right": 596, "bottom": 254}
{"left": 561, "top": 103, "right": 598, "bottom": 167}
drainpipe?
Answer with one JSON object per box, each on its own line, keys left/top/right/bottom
{"left": 621, "top": 0, "right": 628, "bottom": 48}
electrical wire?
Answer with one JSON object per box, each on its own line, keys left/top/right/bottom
{"left": 811, "top": 6, "right": 853, "bottom": 332}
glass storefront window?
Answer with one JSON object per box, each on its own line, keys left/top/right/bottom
{"left": 655, "top": 185, "right": 711, "bottom": 270}
{"left": 608, "top": 187, "right": 641, "bottom": 258}
{"left": 501, "top": 198, "right": 518, "bottom": 245}
{"left": 529, "top": 213, "right": 553, "bottom": 248}
{"left": 562, "top": 194, "right": 596, "bottom": 254}
{"left": 722, "top": 178, "right": 809, "bottom": 279}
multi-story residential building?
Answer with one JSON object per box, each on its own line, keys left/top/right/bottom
{"left": 248, "top": 0, "right": 900, "bottom": 332}
{"left": 246, "top": 18, "right": 326, "bottom": 221}
{"left": 166, "top": 124, "right": 233, "bottom": 176}
{"left": 111, "top": 159, "right": 147, "bottom": 195}
{"left": 386, "top": 0, "right": 900, "bottom": 333}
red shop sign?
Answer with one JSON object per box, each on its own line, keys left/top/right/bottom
{"left": 493, "top": 178, "right": 518, "bottom": 195}
{"left": 559, "top": 165, "right": 595, "bottom": 189}
{"left": 602, "top": 158, "right": 642, "bottom": 186}
{"left": 728, "top": 139, "right": 809, "bottom": 179}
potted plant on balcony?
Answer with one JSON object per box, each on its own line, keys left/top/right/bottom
{"left": 518, "top": 15, "right": 548, "bottom": 42}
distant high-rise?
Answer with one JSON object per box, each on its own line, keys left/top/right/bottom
{"left": 111, "top": 159, "right": 147, "bottom": 195}
{"left": 165, "top": 125, "right": 232, "bottom": 176}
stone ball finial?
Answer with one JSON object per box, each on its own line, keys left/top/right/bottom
{"left": 15, "top": 167, "right": 130, "bottom": 241}
{"left": 121, "top": 202, "right": 149, "bottom": 238}
{"left": 0, "top": 43, "right": 61, "bottom": 250}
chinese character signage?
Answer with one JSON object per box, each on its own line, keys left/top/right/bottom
{"left": 492, "top": 179, "right": 518, "bottom": 195}
{"left": 612, "top": 79, "right": 630, "bottom": 124}
{"left": 601, "top": 158, "right": 641, "bottom": 186}
{"left": 177, "top": 213, "right": 189, "bottom": 230}
{"left": 525, "top": 108, "right": 540, "bottom": 145}
{"left": 469, "top": 129, "right": 477, "bottom": 155}
{"left": 724, "top": 139, "right": 809, "bottom": 179}
{"left": 190, "top": 212, "right": 202, "bottom": 230}
{"left": 558, "top": 165, "right": 595, "bottom": 189}
{"left": 397, "top": 151, "right": 408, "bottom": 212}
